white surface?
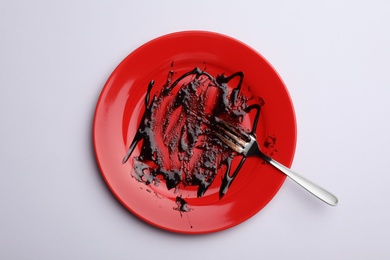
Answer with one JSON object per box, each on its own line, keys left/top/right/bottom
{"left": 1, "top": 0, "right": 389, "bottom": 259}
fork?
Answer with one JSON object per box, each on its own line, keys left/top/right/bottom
{"left": 212, "top": 117, "right": 338, "bottom": 206}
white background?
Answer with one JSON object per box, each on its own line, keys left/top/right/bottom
{"left": 1, "top": 0, "right": 389, "bottom": 259}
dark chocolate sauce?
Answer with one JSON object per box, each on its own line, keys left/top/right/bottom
{"left": 174, "top": 196, "right": 193, "bottom": 227}
{"left": 263, "top": 134, "right": 278, "bottom": 157}
{"left": 123, "top": 67, "right": 264, "bottom": 205}
{"left": 175, "top": 196, "right": 191, "bottom": 212}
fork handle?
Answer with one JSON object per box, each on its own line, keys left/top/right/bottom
{"left": 261, "top": 155, "right": 338, "bottom": 206}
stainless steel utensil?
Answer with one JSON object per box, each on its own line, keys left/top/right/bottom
{"left": 212, "top": 117, "right": 338, "bottom": 206}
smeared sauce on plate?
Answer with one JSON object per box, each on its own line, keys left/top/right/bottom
{"left": 123, "top": 66, "right": 265, "bottom": 210}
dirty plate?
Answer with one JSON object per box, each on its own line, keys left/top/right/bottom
{"left": 93, "top": 31, "right": 296, "bottom": 234}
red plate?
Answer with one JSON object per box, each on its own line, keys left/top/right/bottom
{"left": 93, "top": 31, "right": 296, "bottom": 234}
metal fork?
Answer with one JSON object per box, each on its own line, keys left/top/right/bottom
{"left": 212, "top": 118, "right": 338, "bottom": 206}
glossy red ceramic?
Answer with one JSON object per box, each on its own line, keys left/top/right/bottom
{"left": 93, "top": 31, "right": 296, "bottom": 234}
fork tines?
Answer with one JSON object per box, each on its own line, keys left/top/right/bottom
{"left": 212, "top": 117, "right": 250, "bottom": 154}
